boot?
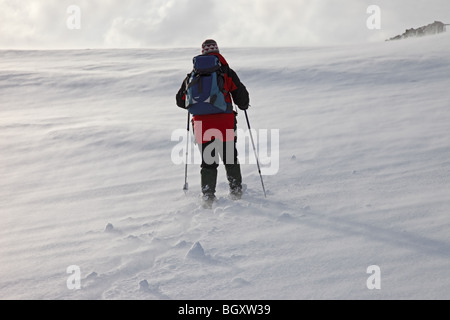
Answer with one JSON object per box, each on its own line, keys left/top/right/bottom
{"left": 201, "top": 194, "right": 216, "bottom": 209}
{"left": 225, "top": 163, "right": 243, "bottom": 200}
{"left": 201, "top": 167, "right": 217, "bottom": 197}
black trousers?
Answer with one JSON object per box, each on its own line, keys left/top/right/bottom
{"left": 201, "top": 139, "right": 239, "bottom": 168}
{"left": 199, "top": 139, "right": 242, "bottom": 195}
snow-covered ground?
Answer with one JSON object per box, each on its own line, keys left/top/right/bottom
{"left": 1, "top": 33, "right": 450, "bottom": 300}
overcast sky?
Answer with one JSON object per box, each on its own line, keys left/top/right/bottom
{"left": 1, "top": 0, "right": 449, "bottom": 49}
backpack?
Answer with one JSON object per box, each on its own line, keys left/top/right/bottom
{"left": 184, "top": 55, "right": 232, "bottom": 115}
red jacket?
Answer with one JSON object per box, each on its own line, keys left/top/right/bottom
{"left": 176, "top": 53, "right": 249, "bottom": 144}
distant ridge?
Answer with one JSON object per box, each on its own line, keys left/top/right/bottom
{"left": 387, "top": 21, "right": 449, "bottom": 41}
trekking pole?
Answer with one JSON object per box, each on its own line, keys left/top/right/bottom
{"left": 244, "top": 109, "right": 267, "bottom": 198}
{"left": 183, "top": 111, "right": 190, "bottom": 192}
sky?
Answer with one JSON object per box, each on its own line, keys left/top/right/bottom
{"left": 1, "top": 0, "right": 449, "bottom": 49}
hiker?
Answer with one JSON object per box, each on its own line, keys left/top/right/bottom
{"left": 176, "top": 39, "right": 250, "bottom": 205}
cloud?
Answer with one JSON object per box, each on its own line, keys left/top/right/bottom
{"left": 0, "top": 0, "right": 449, "bottom": 49}
{"left": 103, "top": 0, "right": 222, "bottom": 47}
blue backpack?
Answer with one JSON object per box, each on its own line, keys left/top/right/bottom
{"left": 185, "top": 55, "right": 232, "bottom": 115}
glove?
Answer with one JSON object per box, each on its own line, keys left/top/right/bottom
{"left": 238, "top": 104, "right": 249, "bottom": 110}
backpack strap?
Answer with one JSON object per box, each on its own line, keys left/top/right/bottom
{"left": 183, "top": 72, "right": 192, "bottom": 94}
{"left": 187, "top": 74, "right": 203, "bottom": 93}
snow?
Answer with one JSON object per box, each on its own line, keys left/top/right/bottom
{"left": 1, "top": 33, "right": 450, "bottom": 300}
